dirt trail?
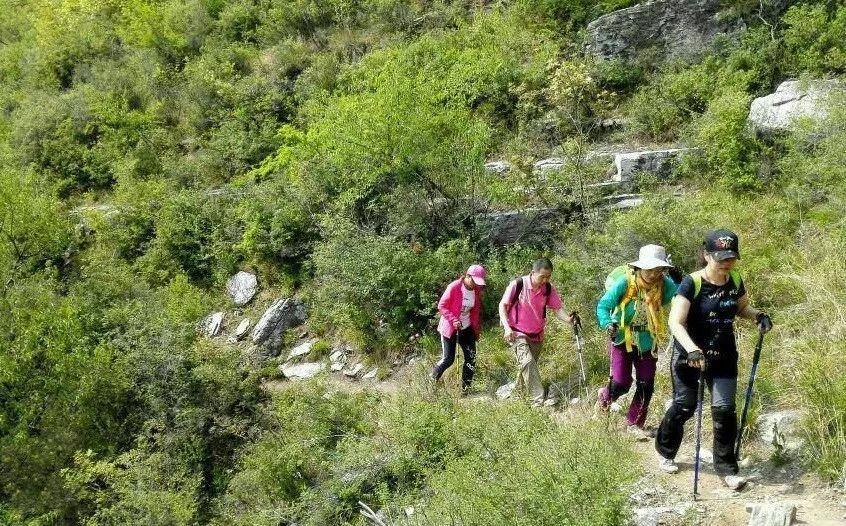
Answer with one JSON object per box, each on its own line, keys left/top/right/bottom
{"left": 264, "top": 360, "right": 845, "bottom": 525}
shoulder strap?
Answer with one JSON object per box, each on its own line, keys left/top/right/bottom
{"left": 729, "top": 270, "right": 742, "bottom": 289}
{"left": 508, "top": 278, "right": 524, "bottom": 322}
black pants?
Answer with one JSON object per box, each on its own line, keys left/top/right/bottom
{"left": 432, "top": 327, "right": 476, "bottom": 390}
{"left": 655, "top": 351, "right": 739, "bottom": 475}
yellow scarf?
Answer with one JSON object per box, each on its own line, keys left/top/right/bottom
{"left": 620, "top": 273, "right": 667, "bottom": 352}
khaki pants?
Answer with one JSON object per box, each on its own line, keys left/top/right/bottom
{"left": 512, "top": 337, "right": 544, "bottom": 405}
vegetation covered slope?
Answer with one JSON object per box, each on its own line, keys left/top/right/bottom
{"left": 0, "top": 0, "right": 844, "bottom": 523}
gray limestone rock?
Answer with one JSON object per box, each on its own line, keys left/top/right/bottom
{"left": 748, "top": 80, "right": 845, "bottom": 135}
{"left": 252, "top": 298, "right": 307, "bottom": 356}
{"left": 226, "top": 271, "right": 258, "bottom": 306}
{"left": 280, "top": 362, "right": 325, "bottom": 380}
{"left": 612, "top": 148, "right": 699, "bottom": 182}
{"left": 757, "top": 410, "right": 805, "bottom": 450}
{"left": 200, "top": 312, "right": 224, "bottom": 337}
{"left": 745, "top": 502, "right": 796, "bottom": 526}
{"left": 585, "top": 0, "right": 744, "bottom": 63}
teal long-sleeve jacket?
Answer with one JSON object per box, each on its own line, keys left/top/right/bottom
{"left": 595, "top": 274, "right": 677, "bottom": 352}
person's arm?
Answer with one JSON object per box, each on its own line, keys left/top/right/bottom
{"left": 499, "top": 283, "right": 515, "bottom": 342}
{"left": 438, "top": 281, "right": 460, "bottom": 330}
{"left": 737, "top": 294, "right": 773, "bottom": 332}
{"left": 596, "top": 276, "right": 626, "bottom": 332}
{"left": 548, "top": 287, "right": 578, "bottom": 325}
{"left": 669, "top": 295, "right": 704, "bottom": 368}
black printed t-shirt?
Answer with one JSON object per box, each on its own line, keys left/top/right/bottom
{"left": 673, "top": 274, "right": 746, "bottom": 377}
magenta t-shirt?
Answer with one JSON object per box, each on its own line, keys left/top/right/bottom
{"left": 502, "top": 276, "right": 562, "bottom": 341}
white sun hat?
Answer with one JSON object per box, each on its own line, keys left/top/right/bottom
{"left": 629, "top": 244, "right": 673, "bottom": 270}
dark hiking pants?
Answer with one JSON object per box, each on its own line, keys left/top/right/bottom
{"left": 432, "top": 327, "right": 476, "bottom": 391}
{"left": 655, "top": 351, "right": 739, "bottom": 475}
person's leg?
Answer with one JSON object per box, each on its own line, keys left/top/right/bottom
{"left": 655, "top": 352, "right": 699, "bottom": 460}
{"left": 598, "top": 340, "right": 634, "bottom": 408}
{"left": 513, "top": 337, "right": 544, "bottom": 405}
{"left": 457, "top": 327, "right": 477, "bottom": 391}
{"left": 711, "top": 376, "right": 739, "bottom": 475}
{"left": 628, "top": 351, "right": 658, "bottom": 428}
{"left": 432, "top": 333, "right": 457, "bottom": 380}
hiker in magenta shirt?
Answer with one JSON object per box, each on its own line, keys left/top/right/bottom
{"left": 498, "top": 258, "right": 579, "bottom": 405}
{"left": 432, "top": 264, "right": 486, "bottom": 392}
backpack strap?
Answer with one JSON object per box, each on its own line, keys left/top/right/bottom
{"left": 508, "top": 278, "right": 525, "bottom": 323}
{"left": 542, "top": 282, "right": 551, "bottom": 319}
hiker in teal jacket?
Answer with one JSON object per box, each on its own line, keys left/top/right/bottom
{"left": 596, "top": 245, "right": 677, "bottom": 439}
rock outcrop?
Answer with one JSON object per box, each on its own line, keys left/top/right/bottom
{"left": 585, "top": 0, "right": 743, "bottom": 63}
{"left": 612, "top": 148, "right": 699, "bottom": 182}
{"left": 252, "top": 298, "right": 307, "bottom": 356}
{"left": 747, "top": 80, "right": 845, "bottom": 135}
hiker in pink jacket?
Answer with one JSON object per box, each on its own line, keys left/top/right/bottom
{"left": 432, "top": 264, "right": 487, "bottom": 392}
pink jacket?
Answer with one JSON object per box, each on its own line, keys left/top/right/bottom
{"left": 436, "top": 278, "right": 482, "bottom": 340}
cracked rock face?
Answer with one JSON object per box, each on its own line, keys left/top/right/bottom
{"left": 748, "top": 80, "right": 845, "bottom": 135}
{"left": 585, "top": 0, "right": 744, "bottom": 63}
{"left": 252, "top": 298, "right": 307, "bottom": 356}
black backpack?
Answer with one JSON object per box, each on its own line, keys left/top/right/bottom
{"left": 508, "top": 277, "right": 552, "bottom": 322}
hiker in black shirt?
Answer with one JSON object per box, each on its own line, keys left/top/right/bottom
{"left": 655, "top": 230, "right": 772, "bottom": 487}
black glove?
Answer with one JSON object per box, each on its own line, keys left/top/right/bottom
{"left": 570, "top": 311, "right": 581, "bottom": 327}
{"left": 607, "top": 322, "right": 618, "bottom": 339}
{"left": 686, "top": 349, "right": 705, "bottom": 368}
{"left": 756, "top": 312, "right": 773, "bottom": 332}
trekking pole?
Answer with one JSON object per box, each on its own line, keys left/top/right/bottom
{"left": 573, "top": 320, "right": 588, "bottom": 400}
{"left": 735, "top": 330, "right": 765, "bottom": 461}
{"left": 693, "top": 366, "right": 706, "bottom": 500}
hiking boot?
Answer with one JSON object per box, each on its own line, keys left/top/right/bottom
{"left": 626, "top": 425, "right": 651, "bottom": 442}
{"left": 657, "top": 454, "right": 679, "bottom": 474}
{"left": 723, "top": 475, "right": 747, "bottom": 491}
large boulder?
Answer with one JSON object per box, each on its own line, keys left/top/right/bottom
{"left": 612, "top": 148, "right": 699, "bottom": 182}
{"left": 252, "top": 298, "right": 307, "bottom": 356}
{"left": 585, "top": 0, "right": 743, "bottom": 63}
{"left": 226, "top": 271, "right": 258, "bottom": 306}
{"left": 747, "top": 80, "right": 846, "bottom": 135}
{"left": 476, "top": 208, "right": 567, "bottom": 247}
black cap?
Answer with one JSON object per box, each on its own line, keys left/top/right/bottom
{"left": 704, "top": 229, "right": 740, "bottom": 261}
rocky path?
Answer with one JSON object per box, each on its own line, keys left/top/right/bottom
{"left": 265, "top": 355, "right": 846, "bottom": 526}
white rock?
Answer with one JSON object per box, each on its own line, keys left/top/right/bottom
{"left": 363, "top": 368, "right": 378, "bottom": 380}
{"left": 496, "top": 381, "right": 517, "bottom": 400}
{"left": 632, "top": 504, "right": 691, "bottom": 526}
{"left": 226, "top": 271, "right": 258, "bottom": 306}
{"left": 344, "top": 363, "right": 364, "bottom": 377}
{"left": 280, "top": 362, "right": 324, "bottom": 380}
{"left": 201, "top": 312, "right": 224, "bottom": 337}
{"left": 757, "top": 410, "right": 805, "bottom": 450}
{"left": 696, "top": 447, "right": 713, "bottom": 464}
{"left": 234, "top": 318, "right": 251, "bottom": 338}
{"left": 288, "top": 339, "right": 316, "bottom": 360}
{"left": 329, "top": 350, "right": 346, "bottom": 363}
{"left": 484, "top": 160, "right": 510, "bottom": 174}
{"left": 330, "top": 362, "right": 345, "bottom": 372}
{"left": 569, "top": 397, "right": 581, "bottom": 405}
{"left": 543, "top": 398, "right": 557, "bottom": 407}
{"left": 404, "top": 506, "right": 415, "bottom": 517}
{"left": 748, "top": 80, "right": 845, "bottom": 135}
